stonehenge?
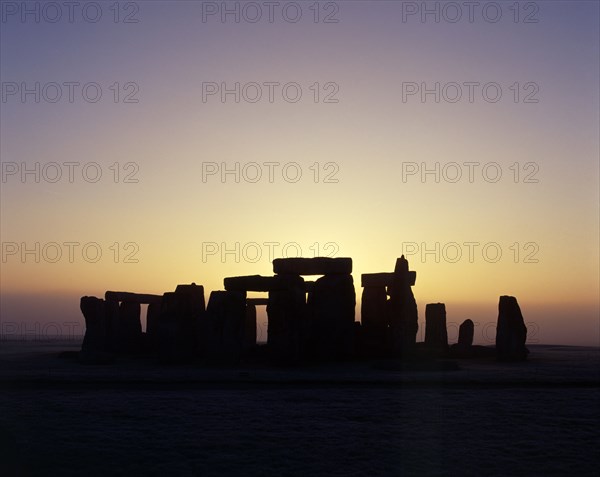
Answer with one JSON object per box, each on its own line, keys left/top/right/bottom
{"left": 79, "top": 256, "right": 529, "bottom": 364}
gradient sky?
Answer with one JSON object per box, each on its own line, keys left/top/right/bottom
{"left": 1, "top": 0, "right": 599, "bottom": 345}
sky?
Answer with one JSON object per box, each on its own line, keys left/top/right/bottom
{"left": 1, "top": 0, "right": 599, "bottom": 346}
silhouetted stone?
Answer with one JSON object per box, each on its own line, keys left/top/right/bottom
{"left": 309, "top": 274, "right": 355, "bottom": 360}
{"left": 360, "top": 286, "right": 389, "bottom": 358}
{"left": 267, "top": 274, "right": 306, "bottom": 364}
{"left": 458, "top": 319, "right": 474, "bottom": 347}
{"left": 424, "top": 303, "right": 448, "bottom": 354}
{"left": 362, "top": 271, "right": 416, "bottom": 287}
{"left": 387, "top": 256, "right": 419, "bottom": 356}
{"left": 361, "top": 286, "right": 388, "bottom": 330}
{"left": 205, "top": 290, "right": 247, "bottom": 362}
{"left": 146, "top": 302, "right": 162, "bottom": 353}
{"left": 105, "top": 291, "right": 162, "bottom": 304}
{"left": 117, "top": 301, "right": 142, "bottom": 353}
{"left": 224, "top": 275, "right": 282, "bottom": 292}
{"left": 496, "top": 295, "right": 528, "bottom": 361}
{"left": 80, "top": 296, "right": 107, "bottom": 355}
{"left": 244, "top": 303, "right": 257, "bottom": 351}
{"left": 158, "top": 284, "right": 205, "bottom": 363}
{"left": 273, "top": 257, "right": 352, "bottom": 275}
{"left": 247, "top": 298, "right": 269, "bottom": 306}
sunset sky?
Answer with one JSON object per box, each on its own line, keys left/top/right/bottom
{"left": 1, "top": 0, "right": 598, "bottom": 345}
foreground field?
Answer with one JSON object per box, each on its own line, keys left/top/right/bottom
{"left": 0, "top": 343, "right": 598, "bottom": 476}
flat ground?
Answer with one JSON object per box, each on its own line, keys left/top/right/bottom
{"left": 0, "top": 342, "right": 598, "bottom": 476}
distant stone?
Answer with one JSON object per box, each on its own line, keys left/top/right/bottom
{"left": 424, "top": 303, "right": 448, "bottom": 354}
{"left": 496, "top": 295, "right": 528, "bottom": 361}
{"left": 458, "top": 319, "right": 474, "bottom": 347}
{"left": 273, "top": 257, "right": 352, "bottom": 275}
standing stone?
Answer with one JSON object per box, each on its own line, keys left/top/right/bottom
{"left": 496, "top": 295, "right": 528, "bottom": 361}
{"left": 309, "top": 274, "right": 355, "bottom": 361}
{"left": 387, "top": 256, "right": 419, "bottom": 356}
{"left": 146, "top": 302, "right": 162, "bottom": 353}
{"left": 360, "top": 286, "right": 389, "bottom": 357}
{"left": 267, "top": 274, "right": 306, "bottom": 364}
{"left": 80, "top": 296, "right": 107, "bottom": 355}
{"left": 361, "top": 286, "right": 388, "bottom": 330}
{"left": 458, "top": 319, "right": 474, "bottom": 347}
{"left": 204, "top": 290, "right": 247, "bottom": 362}
{"left": 244, "top": 303, "right": 257, "bottom": 351}
{"left": 425, "top": 303, "right": 448, "bottom": 354}
{"left": 158, "top": 284, "right": 205, "bottom": 363}
{"left": 118, "top": 301, "right": 142, "bottom": 354}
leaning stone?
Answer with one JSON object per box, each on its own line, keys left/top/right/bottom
{"left": 458, "top": 319, "right": 475, "bottom": 347}
{"left": 273, "top": 257, "right": 352, "bottom": 275}
{"left": 496, "top": 295, "right": 528, "bottom": 361}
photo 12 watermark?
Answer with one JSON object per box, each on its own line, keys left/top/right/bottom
{"left": 400, "top": 1, "right": 540, "bottom": 24}
{"left": 0, "top": 321, "right": 83, "bottom": 341}
{"left": 202, "top": 82, "right": 339, "bottom": 104}
{"left": 419, "top": 319, "right": 540, "bottom": 344}
{"left": 1, "top": 162, "right": 140, "bottom": 184}
{"left": 200, "top": 1, "right": 340, "bottom": 24}
{"left": 201, "top": 241, "right": 340, "bottom": 263}
{"left": 2, "top": 241, "right": 141, "bottom": 264}
{"left": 401, "top": 162, "right": 539, "bottom": 184}
{"left": 1, "top": 81, "right": 139, "bottom": 104}
{"left": 401, "top": 241, "right": 540, "bottom": 264}
{"left": 201, "top": 162, "right": 339, "bottom": 184}
{"left": 402, "top": 81, "right": 539, "bottom": 104}
{"left": 1, "top": 1, "right": 140, "bottom": 24}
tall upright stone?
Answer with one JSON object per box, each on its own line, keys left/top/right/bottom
{"left": 424, "top": 303, "right": 448, "bottom": 354}
{"left": 80, "top": 296, "right": 107, "bottom": 355}
{"left": 116, "top": 301, "right": 142, "bottom": 353}
{"left": 387, "top": 255, "right": 419, "bottom": 356}
{"left": 267, "top": 274, "right": 306, "bottom": 364}
{"left": 158, "top": 284, "right": 205, "bottom": 363}
{"left": 360, "top": 286, "right": 388, "bottom": 356}
{"left": 204, "top": 290, "right": 247, "bottom": 362}
{"left": 496, "top": 295, "right": 528, "bottom": 361}
{"left": 244, "top": 303, "right": 257, "bottom": 351}
{"left": 309, "top": 273, "right": 355, "bottom": 361}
